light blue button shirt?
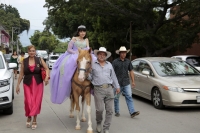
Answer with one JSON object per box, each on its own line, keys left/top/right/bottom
{"left": 88, "top": 60, "right": 120, "bottom": 89}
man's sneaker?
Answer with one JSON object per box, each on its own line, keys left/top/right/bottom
{"left": 96, "top": 123, "right": 101, "bottom": 133}
{"left": 115, "top": 113, "right": 120, "bottom": 117}
{"left": 131, "top": 111, "right": 140, "bottom": 118}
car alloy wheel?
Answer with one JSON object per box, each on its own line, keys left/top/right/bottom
{"left": 152, "top": 88, "right": 164, "bottom": 109}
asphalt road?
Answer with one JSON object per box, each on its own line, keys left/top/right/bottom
{"left": 1, "top": 78, "right": 200, "bottom": 133}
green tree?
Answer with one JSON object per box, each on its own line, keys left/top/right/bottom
{"left": 29, "top": 30, "right": 60, "bottom": 52}
{"left": 44, "top": 0, "right": 200, "bottom": 57}
{"left": 0, "top": 4, "right": 30, "bottom": 39}
{"left": 53, "top": 42, "right": 68, "bottom": 53}
{"left": 29, "top": 30, "right": 41, "bottom": 47}
{"left": 21, "top": 46, "right": 29, "bottom": 53}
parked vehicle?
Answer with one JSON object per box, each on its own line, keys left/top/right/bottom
{"left": 0, "top": 51, "right": 17, "bottom": 114}
{"left": 131, "top": 57, "right": 200, "bottom": 109}
{"left": 47, "top": 55, "right": 59, "bottom": 69}
{"left": 24, "top": 53, "right": 29, "bottom": 58}
{"left": 4, "top": 53, "right": 12, "bottom": 63}
{"left": 36, "top": 50, "right": 48, "bottom": 62}
{"left": 171, "top": 55, "right": 200, "bottom": 71}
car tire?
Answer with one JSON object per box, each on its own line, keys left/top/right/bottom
{"left": 151, "top": 88, "right": 164, "bottom": 109}
{"left": 3, "top": 102, "right": 13, "bottom": 115}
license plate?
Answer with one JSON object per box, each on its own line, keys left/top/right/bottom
{"left": 196, "top": 96, "right": 200, "bottom": 103}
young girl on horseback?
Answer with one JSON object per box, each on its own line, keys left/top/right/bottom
{"left": 50, "top": 25, "right": 95, "bottom": 104}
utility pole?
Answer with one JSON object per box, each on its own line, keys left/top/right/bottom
{"left": 11, "top": 27, "right": 20, "bottom": 53}
{"left": 11, "top": 27, "right": 13, "bottom": 53}
{"left": 130, "top": 21, "right": 132, "bottom": 60}
{"left": 16, "top": 37, "right": 19, "bottom": 54}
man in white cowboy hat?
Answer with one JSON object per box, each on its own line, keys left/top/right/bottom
{"left": 88, "top": 47, "right": 120, "bottom": 133}
{"left": 112, "top": 46, "right": 140, "bottom": 118}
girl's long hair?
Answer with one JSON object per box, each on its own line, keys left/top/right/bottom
{"left": 74, "top": 27, "right": 87, "bottom": 39}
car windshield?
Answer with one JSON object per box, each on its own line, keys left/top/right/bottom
{"left": 37, "top": 51, "right": 47, "bottom": 56}
{"left": 152, "top": 61, "right": 200, "bottom": 76}
{"left": 186, "top": 57, "right": 200, "bottom": 67}
{"left": 50, "top": 56, "right": 59, "bottom": 60}
{"left": 0, "top": 56, "right": 5, "bottom": 69}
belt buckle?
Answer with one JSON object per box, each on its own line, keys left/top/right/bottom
{"left": 102, "top": 84, "right": 108, "bottom": 89}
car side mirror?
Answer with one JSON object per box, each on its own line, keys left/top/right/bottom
{"left": 142, "top": 70, "right": 150, "bottom": 76}
{"left": 8, "top": 63, "right": 17, "bottom": 69}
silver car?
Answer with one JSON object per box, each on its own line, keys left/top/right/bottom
{"left": 131, "top": 57, "right": 200, "bottom": 109}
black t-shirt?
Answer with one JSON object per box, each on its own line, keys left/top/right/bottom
{"left": 112, "top": 58, "right": 133, "bottom": 86}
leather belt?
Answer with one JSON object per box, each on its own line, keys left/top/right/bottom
{"left": 94, "top": 84, "right": 112, "bottom": 89}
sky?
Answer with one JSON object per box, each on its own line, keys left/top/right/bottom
{"left": 1, "top": 0, "right": 48, "bottom": 46}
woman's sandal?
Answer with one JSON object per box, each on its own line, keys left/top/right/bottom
{"left": 31, "top": 122, "right": 37, "bottom": 130}
{"left": 26, "top": 117, "right": 32, "bottom": 128}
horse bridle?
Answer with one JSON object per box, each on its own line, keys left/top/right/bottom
{"left": 77, "top": 61, "right": 91, "bottom": 76}
{"left": 72, "top": 61, "right": 92, "bottom": 91}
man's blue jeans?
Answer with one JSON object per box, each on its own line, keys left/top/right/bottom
{"left": 114, "top": 84, "right": 135, "bottom": 114}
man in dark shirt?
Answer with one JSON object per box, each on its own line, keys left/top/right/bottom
{"left": 112, "top": 46, "right": 140, "bottom": 118}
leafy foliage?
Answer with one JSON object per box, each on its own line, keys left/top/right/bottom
{"left": 0, "top": 4, "right": 30, "bottom": 39}
{"left": 53, "top": 42, "right": 68, "bottom": 53}
{"left": 43, "top": 0, "right": 200, "bottom": 57}
{"left": 29, "top": 30, "right": 60, "bottom": 52}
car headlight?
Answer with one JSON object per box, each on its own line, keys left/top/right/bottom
{"left": 163, "top": 86, "right": 184, "bottom": 93}
{"left": 0, "top": 79, "right": 10, "bottom": 87}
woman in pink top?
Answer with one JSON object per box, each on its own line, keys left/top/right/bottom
{"left": 16, "top": 45, "right": 49, "bottom": 130}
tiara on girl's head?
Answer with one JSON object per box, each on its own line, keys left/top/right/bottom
{"left": 78, "top": 25, "right": 86, "bottom": 29}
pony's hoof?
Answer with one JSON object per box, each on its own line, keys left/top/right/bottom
{"left": 81, "top": 118, "right": 86, "bottom": 122}
{"left": 87, "top": 129, "right": 93, "bottom": 133}
{"left": 75, "top": 126, "right": 81, "bottom": 130}
{"left": 69, "top": 115, "right": 74, "bottom": 118}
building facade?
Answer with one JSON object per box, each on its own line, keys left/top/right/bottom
{"left": 0, "top": 24, "right": 10, "bottom": 54}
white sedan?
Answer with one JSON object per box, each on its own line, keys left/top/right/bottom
{"left": 171, "top": 55, "right": 200, "bottom": 71}
{"left": 0, "top": 51, "right": 17, "bottom": 115}
{"left": 47, "top": 55, "right": 59, "bottom": 69}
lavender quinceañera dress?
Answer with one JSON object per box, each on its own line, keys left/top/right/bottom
{"left": 50, "top": 39, "right": 95, "bottom": 104}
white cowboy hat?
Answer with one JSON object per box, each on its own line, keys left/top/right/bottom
{"left": 116, "top": 46, "right": 130, "bottom": 54}
{"left": 94, "top": 47, "right": 111, "bottom": 59}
